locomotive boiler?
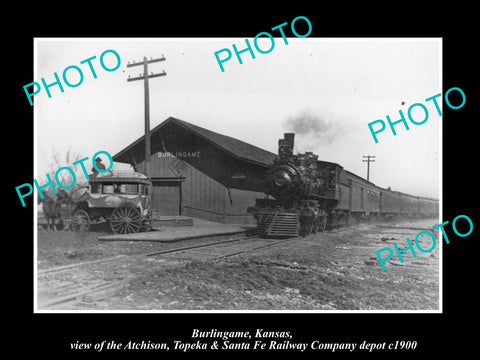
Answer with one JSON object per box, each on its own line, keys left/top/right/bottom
{"left": 249, "top": 133, "right": 439, "bottom": 238}
{"left": 249, "top": 133, "right": 338, "bottom": 237}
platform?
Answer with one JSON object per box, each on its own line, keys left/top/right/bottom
{"left": 97, "top": 218, "right": 256, "bottom": 243}
{"left": 151, "top": 215, "right": 194, "bottom": 227}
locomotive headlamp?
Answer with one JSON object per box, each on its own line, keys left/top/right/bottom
{"left": 273, "top": 171, "right": 291, "bottom": 187}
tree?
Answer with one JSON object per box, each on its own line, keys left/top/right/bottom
{"left": 45, "top": 147, "right": 86, "bottom": 198}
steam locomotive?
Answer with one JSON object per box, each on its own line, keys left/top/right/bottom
{"left": 248, "top": 133, "right": 438, "bottom": 238}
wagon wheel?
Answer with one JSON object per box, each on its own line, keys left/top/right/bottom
{"left": 110, "top": 206, "right": 142, "bottom": 234}
{"left": 71, "top": 209, "right": 90, "bottom": 232}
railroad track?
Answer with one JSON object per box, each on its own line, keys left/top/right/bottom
{"left": 145, "top": 235, "right": 300, "bottom": 260}
{"left": 37, "top": 235, "right": 301, "bottom": 310}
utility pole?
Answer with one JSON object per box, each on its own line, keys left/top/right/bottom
{"left": 127, "top": 56, "right": 166, "bottom": 178}
{"left": 362, "top": 155, "right": 375, "bottom": 182}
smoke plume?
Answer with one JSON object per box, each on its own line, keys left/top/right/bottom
{"left": 284, "top": 110, "right": 341, "bottom": 145}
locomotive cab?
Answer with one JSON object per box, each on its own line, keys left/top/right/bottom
{"left": 317, "top": 160, "right": 342, "bottom": 200}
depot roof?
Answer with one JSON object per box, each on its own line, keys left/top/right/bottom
{"left": 113, "top": 117, "right": 278, "bottom": 167}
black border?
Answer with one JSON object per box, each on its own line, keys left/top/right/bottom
{"left": 9, "top": 5, "right": 477, "bottom": 357}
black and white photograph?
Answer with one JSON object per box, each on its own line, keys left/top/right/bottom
{"left": 9, "top": 8, "right": 478, "bottom": 357}
{"left": 33, "top": 37, "right": 442, "bottom": 312}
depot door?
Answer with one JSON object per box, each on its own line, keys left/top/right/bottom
{"left": 151, "top": 180, "right": 181, "bottom": 216}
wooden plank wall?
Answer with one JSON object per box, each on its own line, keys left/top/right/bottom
{"left": 133, "top": 129, "right": 270, "bottom": 224}
{"left": 182, "top": 164, "right": 262, "bottom": 224}
{"left": 182, "top": 164, "right": 225, "bottom": 218}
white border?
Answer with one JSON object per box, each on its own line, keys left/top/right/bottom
{"left": 33, "top": 37, "right": 443, "bottom": 314}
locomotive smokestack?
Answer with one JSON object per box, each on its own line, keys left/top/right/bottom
{"left": 278, "top": 133, "right": 295, "bottom": 161}
{"left": 284, "top": 133, "right": 295, "bottom": 150}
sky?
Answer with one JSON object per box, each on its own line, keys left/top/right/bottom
{"left": 34, "top": 38, "right": 441, "bottom": 199}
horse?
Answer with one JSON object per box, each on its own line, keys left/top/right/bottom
{"left": 40, "top": 194, "right": 61, "bottom": 231}
{"left": 39, "top": 190, "right": 76, "bottom": 231}
{"left": 58, "top": 195, "right": 75, "bottom": 230}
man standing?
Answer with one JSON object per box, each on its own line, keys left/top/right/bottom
{"left": 91, "top": 157, "right": 106, "bottom": 178}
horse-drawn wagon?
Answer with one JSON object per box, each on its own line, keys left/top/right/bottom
{"left": 71, "top": 171, "right": 152, "bottom": 234}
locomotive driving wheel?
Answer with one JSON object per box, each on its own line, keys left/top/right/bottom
{"left": 71, "top": 209, "right": 90, "bottom": 232}
{"left": 110, "top": 205, "right": 142, "bottom": 234}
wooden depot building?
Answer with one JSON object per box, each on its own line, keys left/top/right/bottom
{"left": 113, "top": 117, "right": 277, "bottom": 224}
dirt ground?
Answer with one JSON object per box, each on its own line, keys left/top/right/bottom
{"left": 36, "top": 218, "right": 440, "bottom": 311}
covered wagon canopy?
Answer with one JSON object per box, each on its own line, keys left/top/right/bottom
{"left": 89, "top": 170, "right": 152, "bottom": 185}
